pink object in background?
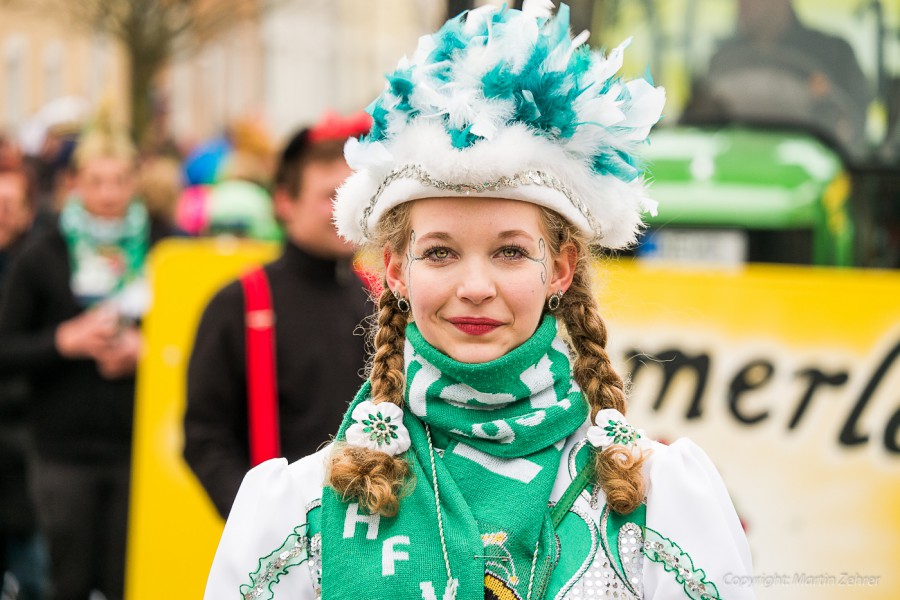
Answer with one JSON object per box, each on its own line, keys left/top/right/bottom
{"left": 175, "top": 185, "right": 211, "bottom": 235}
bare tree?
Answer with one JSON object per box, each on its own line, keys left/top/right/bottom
{"left": 25, "top": 0, "right": 271, "bottom": 142}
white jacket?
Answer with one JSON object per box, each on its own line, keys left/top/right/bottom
{"left": 205, "top": 424, "right": 754, "bottom": 599}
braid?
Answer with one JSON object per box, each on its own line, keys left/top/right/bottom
{"left": 326, "top": 278, "right": 411, "bottom": 516}
{"left": 559, "top": 262, "right": 628, "bottom": 418}
{"left": 369, "top": 286, "right": 409, "bottom": 407}
{"left": 550, "top": 222, "right": 646, "bottom": 515}
{"left": 326, "top": 205, "right": 410, "bottom": 517}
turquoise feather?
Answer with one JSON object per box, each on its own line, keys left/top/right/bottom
{"left": 448, "top": 124, "right": 482, "bottom": 149}
{"left": 482, "top": 63, "right": 516, "bottom": 100}
{"left": 387, "top": 68, "right": 416, "bottom": 113}
{"left": 592, "top": 148, "right": 641, "bottom": 182}
{"left": 357, "top": 2, "right": 660, "bottom": 184}
{"left": 428, "top": 14, "right": 469, "bottom": 66}
{"left": 365, "top": 100, "right": 389, "bottom": 143}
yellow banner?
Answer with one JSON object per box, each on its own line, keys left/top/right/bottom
{"left": 126, "top": 238, "right": 277, "bottom": 600}
{"left": 127, "top": 242, "right": 900, "bottom": 599}
{"left": 597, "top": 262, "right": 900, "bottom": 600}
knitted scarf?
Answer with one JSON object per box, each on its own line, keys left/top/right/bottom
{"left": 322, "top": 316, "right": 587, "bottom": 600}
{"left": 59, "top": 198, "right": 150, "bottom": 315}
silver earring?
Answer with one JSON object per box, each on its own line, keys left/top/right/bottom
{"left": 547, "top": 290, "right": 563, "bottom": 311}
{"left": 393, "top": 291, "right": 410, "bottom": 313}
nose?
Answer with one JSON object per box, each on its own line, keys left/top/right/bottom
{"left": 456, "top": 259, "right": 496, "bottom": 305}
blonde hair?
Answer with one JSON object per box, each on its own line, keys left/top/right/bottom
{"left": 541, "top": 208, "right": 646, "bottom": 514}
{"left": 74, "top": 105, "right": 136, "bottom": 169}
{"left": 137, "top": 156, "right": 182, "bottom": 224}
{"left": 326, "top": 202, "right": 646, "bottom": 515}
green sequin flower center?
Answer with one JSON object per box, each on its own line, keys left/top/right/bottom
{"left": 603, "top": 420, "right": 641, "bottom": 446}
{"left": 361, "top": 411, "right": 400, "bottom": 446}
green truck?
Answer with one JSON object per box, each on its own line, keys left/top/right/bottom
{"left": 592, "top": 0, "right": 899, "bottom": 267}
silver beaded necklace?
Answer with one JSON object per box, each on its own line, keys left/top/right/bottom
{"left": 424, "top": 423, "right": 543, "bottom": 600}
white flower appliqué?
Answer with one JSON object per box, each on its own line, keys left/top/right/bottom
{"left": 345, "top": 400, "right": 411, "bottom": 456}
{"left": 586, "top": 408, "right": 643, "bottom": 450}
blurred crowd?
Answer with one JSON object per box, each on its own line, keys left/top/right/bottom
{"left": 0, "top": 102, "right": 371, "bottom": 600}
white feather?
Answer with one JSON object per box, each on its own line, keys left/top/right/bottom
{"left": 502, "top": 17, "right": 540, "bottom": 73}
{"left": 463, "top": 4, "right": 498, "bottom": 35}
{"left": 343, "top": 138, "right": 393, "bottom": 171}
{"left": 411, "top": 34, "right": 436, "bottom": 66}
{"left": 469, "top": 99, "right": 515, "bottom": 139}
{"left": 546, "top": 29, "right": 590, "bottom": 73}
{"left": 615, "top": 81, "right": 666, "bottom": 141}
{"left": 522, "top": 0, "right": 555, "bottom": 21}
{"left": 590, "top": 37, "right": 631, "bottom": 84}
{"left": 579, "top": 95, "right": 626, "bottom": 127}
{"left": 443, "top": 86, "right": 481, "bottom": 130}
{"left": 567, "top": 29, "right": 590, "bottom": 61}
{"left": 408, "top": 82, "right": 444, "bottom": 119}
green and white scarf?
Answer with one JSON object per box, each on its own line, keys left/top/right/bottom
{"left": 59, "top": 197, "right": 150, "bottom": 316}
{"left": 322, "top": 315, "right": 588, "bottom": 600}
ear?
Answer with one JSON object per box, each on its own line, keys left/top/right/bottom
{"left": 272, "top": 188, "right": 292, "bottom": 223}
{"left": 384, "top": 246, "right": 408, "bottom": 297}
{"left": 548, "top": 241, "right": 577, "bottom": 294}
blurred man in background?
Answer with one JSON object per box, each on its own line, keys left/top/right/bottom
{"left": 0, "top": 138, "right": 36, "bottom": 271}
{"left": 0, "top": 112, "right": 172, "bottom": 600}
{"left": 183, "top": 112, "right": 372, "bottom": 518}
{"left": 0, "top": 136, "right": 47, "bottom": 600}
{"left": 692, "top": 0, "right": 870, "bottom": 154}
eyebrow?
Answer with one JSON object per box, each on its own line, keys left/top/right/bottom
{"left": 416, "top": 230, "right": 534, "bottom": 243}
{"left": 497, "top": 230, "right": 534, "bottom": 240}
{"left": 416, "top": 231, "right": 453, "bottom": 243}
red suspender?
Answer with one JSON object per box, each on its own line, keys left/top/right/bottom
{"left": 240, "top": 267, "right": 280, "bottom": 466}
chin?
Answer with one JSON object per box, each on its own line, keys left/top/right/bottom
{"left": 445, "top": 344, "right": 506, "bottom": 364}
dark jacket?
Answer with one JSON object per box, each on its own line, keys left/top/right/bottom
{"left": 0, "top": 233, "right": 36, "bottom": 531}
{"left": 0, "top": 217, "right": 171, "bottom": 465}
{"left": 183, "top": 241, "right": 371, "bottom": 518}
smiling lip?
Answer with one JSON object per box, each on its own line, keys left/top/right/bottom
{"left": 448, "top": 317, "right": 503, "bottom": 336}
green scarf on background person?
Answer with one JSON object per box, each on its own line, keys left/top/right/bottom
{"left": 59, "top": 198, "right": 150, "bottom": 310}
{"left": 321, "top": 316, "right": 588, "bottom": 600}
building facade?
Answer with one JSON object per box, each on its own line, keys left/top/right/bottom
{"left": 162, "top": 0, "right": 446, "bottom": 146}
{"left": 0, "top": 2, "right": 128, "bottom": 147}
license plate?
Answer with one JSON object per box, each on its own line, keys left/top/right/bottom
{"left": 636, "top": 229, "right": 748, "bottom": 267}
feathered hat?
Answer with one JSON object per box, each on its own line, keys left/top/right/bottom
{"left": 333, "top": 0, "right": 665, "bottom": 248}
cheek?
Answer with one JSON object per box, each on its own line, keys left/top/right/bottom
{"left": 102, "top": 180, "right": 122, "bottom": 197}
{"left": 321, "top": 195, "right": 335, "bottom": 215}
{"left": 407, "top": 266, "right": 451, "bottom": 309}
{"left": 510, "top": 282, "right": 545, "bottom": 313}
{"left": 503, "top": 266, "right": 546, "bottom": 295}
{"left": 296, "top": 196, "right": 335, "bottom": 229}
{"left": 81, "top": 180, "right": 97, "bottom": 195}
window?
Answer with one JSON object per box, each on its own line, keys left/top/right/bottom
{"left": 43, "top": 40, "right": 64, "bottom": 104}
{"left": 4, "top": 36, "right": 27, "bottom": 131}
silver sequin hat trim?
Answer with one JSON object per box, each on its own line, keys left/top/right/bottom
{"left": 359, "top": 164, "right": 603, "bottom": 241}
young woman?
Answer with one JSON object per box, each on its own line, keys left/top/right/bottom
{"left": 204, "top": 3, "right": 753, "bottom": 599}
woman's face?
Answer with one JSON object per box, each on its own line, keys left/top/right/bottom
{"left": 77, "top": 156, "right": 136, "bottom": 219}
{"left": 385, "top": 197, "right": 575, "bottom": 364}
